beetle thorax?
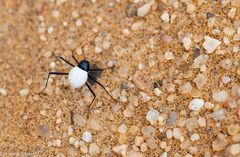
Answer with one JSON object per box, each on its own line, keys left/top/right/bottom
{"left": 68, "top": 66, "right": 88, "bottom": 88}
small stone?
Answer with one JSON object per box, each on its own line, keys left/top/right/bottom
{"left": 182, "top": 36, "right": 192, "bottom": 50}
{"left": 138, "top": 92, "right": 151, "bottom": 102}
{"left": 198, "top": 116, "right": 206, "bottom": 127}
{"left": 223, "top": 27, "right": 235, "bottom": 36}
{"left": 230, "top": 144, "right": 240, "bottom": 155}
{"left": 133, "top": 71, "right": 150, "bottom": 91}
{"left": 141, "top": 126, "right": 155, "bottom": 137}
{"left": 140, "top": 143, "right": 148, "bottom": 152}
{"left": 205, "top": 102, "right": 214, "bottom": 109}
{"left": 220, "top": 59, "right": 232, "bottom": 70}
{"left": 52, "top": 10, "right": 60, "bottom": 18}
{"left": 88, "top": 117, "right": 101, "bottom": 131}
{"left": 203, "top": 36, "right": 221, "bottom": 53}
{"left": 164, "top": 51, "right": 174, "bottom": 60}
{"left": 212, "top": 133, "right": 228, "bottom": 151}
{"left": 38, "top": 125, "right": 50, "bottom": 137}
{"left": 123, "top": 104, "right": 135, "bottom": 117}
{"left": 161, "top": 11, "right": 170, "bottom": 23}
{"left": 194, "top": 73, "right": 207, "bottom": 90}
{"left": 212, "top": 109, "right": 226, "bottom": 121}
{"left": 103, "top": 40, "right": 111, "bottom": 50}
{"left": 221, "top": 76, "right": 231, "bottom": 84}
{"left": 80, "top": 144, "right": 88, "bottom": 154}
{"left": 71, "top": 11, "right": 79, "bottom": 18}
{"left": 135, "top": 136, "right": 144, "bottom": 146}
{"left": 112, "top": 144, "right": 128, "bottom": 156}
{"left": 95, "top": 47, "right": 102, "bottom": 53}
{"left": 153, "top": 88, "right": 162, "bottom": 96}
{"left": 173, "top": 128, "right": 182, "bottom": 140}
{"left": 186, "top": 118, "right": 199, "bottom": 131}
{"left": 228, "top": 124, "right": 240, "bottom": 135}
{"left": 118, "top": 124, "right": 128, "bottom": 134}
{"left": 118, "top": 65, "right": 129, "bottom": 78}
{"left": 146, "top": 137, "right": 158, "bottom": 150}
{"left": 186, "top": 3, "right": 196, "bottom": 13}
{"left": 89, "top": 143, "right": 100, "bottom": 156}
{"left": 19, "top": 89, "right": 29, "bottom": 97}
{"left": 166, "top": 112, "right": 177, "bottom": 126}
{"left": 53, "top": 139, "right": 61, "bottom": 147}
{"left": 160, "top": 152, "right": 168, "bottom": 157}
{"left": 146, "top": 109, "right": 159, "bottom": 124}
{"left": 47, "top": 26, "right": 54, "bottom": 34}
{"left": 0, "top": 88, "right": 7, "bottom": 96}
{"left": 137, "top": 3, "right": 151, "bottom": 17}
{"left": 190, "top": 133, "right": 200, "bottom": 141}
{"left": 188, "top": 98, "right": 204, "bottom": 111}
{"left": 166, "top": 129, "right": 173, "bottom": 139}
{"left": 75, "top": 19, "right": 82, "bottom": 27}
{"left": 179, "top": 82, "right": 192, "bottom": 94}
{"left": 212, "top": 90, "right": 228, "bottom": 102}
{"left": 43, "top": 50, "right": 52, "bottom": 58}
{"left": 131, "top": 21, "right": 144, "bottom": 31}
{"left": 82, "top": 131, "right": 92, "bottom": 143}
{"left": 74, "top": 113, "right": 86, "bottom": 126}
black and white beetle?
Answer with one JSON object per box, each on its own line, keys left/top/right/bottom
{"left": 40, "top": 52, "right": 114, "bottom": 109}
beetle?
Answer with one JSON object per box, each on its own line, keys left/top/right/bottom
{"left": 40, "top": 52, "right": 114, "bottom": 109}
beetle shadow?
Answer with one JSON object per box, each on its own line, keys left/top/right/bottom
{"left": 87, "top": 64, "right": 102, "bottom": 86}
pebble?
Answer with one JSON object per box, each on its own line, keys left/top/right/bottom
{"left": 89, "top": 143, "right": 100, "bottom": 156}
{"left": 173, "top": 128, "right": 182, "bottom": 140}
{"left": 164, "top": 51, "right": 174, "bottom": 60}
{"left": 161, "top": 11, "right": 170, "bottom": 23}
{"left": 75, "top": 19, "right": 82, "bottom": 27}
{"left": 74, "top": 113, "right": 86, "bottom": 126}
{"left": 188, "top": 98, "right": 204, "bottom": 111}
{"left": 190, "top": 133, "right": 200, "bottom": 141}
{"left": 118, "top": 124, "right": 128, "bottom": 134}
{"left": 123, "top": 104, "right": 135, "bottom": 117}
{"left": 43, "top": 50, "right": 52, "bottom": 58}
{"left": 135, "top": 136, "right": 144, "bottom": 146}
{"left": 133, "top": 71, "right": 149, "bottom": 91}
{"left": 137, "top": 3, "right": 151, "bottom": 17}
{"left": 38, "top": 125, "right": 50, "bottom": 137}
{"left": 88, "top": 117, "right": 101, "bottom": 131}
{"left": 182, "top": 36, "right": 192, "bottom": 50}
{"left": 230, "top": 144, "right": 240, "bottom": 155}
{"left": 186, "top": 118, "right": 199, "bottom": 131}
{"left": 166, "top": 129, "right": 173, "bottom": 139}
{"left": 166, "top": 112, "right": 177, "bottom": 126}
{"left": 53, "top": 139, "right": 62, "bottom": 147}
{"left": 112, "top": 144, "right": 128, "bottom": 156}
{"left": 219, "top": 59, "right": 232, "bottom": 70}
{"left": 103, "top": 40, "right": 111, "bottom": 50}
{"left": 52, "top": 10, "right": 60, "bottom": 18}
{"left": 138, "top": 92, "right": 151, "bottom": 102}
{"left": 192, "top": 54, "right": 208, "bottom": 68}
{"left": 153, "top": 88, "right": 162, "bottom": 96}
{"left": 212, "top": 133, "right": 228, "bottom": 151}
{"left": 0, "top": 88, "right": 7, "bottom": 96}
{"left": 146, "top": 137, "right": 158, "bottom": 150}
{"left": 212, "top": 90, "right": 228, "bottom": 102}
{"left": 82, "top": 131, "right": 92, "bottom": 143}
{"left": 118, "top": 65, "right": 129, "bottom": 78}
{"left": 80, "top": 144, "right": 88, "bottom": 154}
{"left": 141, "top": 126, "right": 155, "bottom": 137}
{"left": 179, "top": 82, "right": 192, "bottom": 94}
{"left": 203, "top": 36, "right": 221, "bottom": 53}
{"left": 140, "top": 143, "right": 148, "bottom": 152}
{"left": 198, "top": 116, "right": 206, "bottom": 127}
{"left": 146, "top": 109, "right": 159, "bottom": 124}
{"left": 228, "top": 124, "right": 240, "bottom": 135}
{"left": 193, "top": 73, "right": 207, "bottom": 90}
{"left": 19, "top": 89, "right": 29, "bottom": 97}
{"left": 223, "top": 27, "right": 235, "bottom": 36}
{"left": 131, "top": 21, "right": 144, "bottom": 31}
{"left": 205, "top": 102, "right": 214, "bottom": 109}
{"left": 212, "top": 109, "right": 226, "bottom": 121}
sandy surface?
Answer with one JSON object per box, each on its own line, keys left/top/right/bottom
{"left": 0, "top": 0, "right": 240, "bottom": 156}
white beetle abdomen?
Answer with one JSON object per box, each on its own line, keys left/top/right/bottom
{"left": 68, "top": 66, "right": 88, "bottom": 88}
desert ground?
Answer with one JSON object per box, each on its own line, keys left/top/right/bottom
{"left": 0, "top": 0, "right": 240, "bottom": 156}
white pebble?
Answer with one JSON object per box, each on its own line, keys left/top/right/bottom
{"left": 223, "top": 27, "right": 235, "bottom": 36}
{"left": 153, "top": 88, "right": 162, "bottom": 96}
{"left": 47, "top": 26, "right": 54, "bottom": 34}
{"left": 118, "top": 124, "right": 128, "bottom": 134}
{"left": 0, "top": 88, "right": 7, "bottom": 96}
{"left": 75, "top": 19, "right": 82, "bottom": 27}
{"left": 137, "top": 3, "right": 151, "bottom": 17}
{"left": 95, "top": 47, "right": 102, "bottom": 53}
{"left": 188, "top": 99, "right": 204, "bottom": 111}
{"left": 160, "top": 152, "right": 168, "bottom": 157}
{"left": 89, "top": 143, "right": 100, "bottom": 156}
{"left": 146, "top": 109, "right": 159, "bottom": 124}
{"left": 131, "top": 21, "right": 144, "bottom": 31}
{"left": 173, "top": 128, "right": 182, "bottom": 140}
{"left": 52, "top": 10, "right": 60, "bottom": 18}
{"left": 212, "top": 109, "right": 226, "bottom": 121}
{"left": 53, "top": 139, "right": 61, "bottom": 147}
{"left": 71, "top": 11, "right": 79, "bottom": 18}
{"left": 19, "top": 89, "right": 29, "bottom": 97}
{"left": 68, "top": 126, "right": 73, "bottom": 136}
{"left": 203, "top": 36, "right": 221, "bottom": 54}
{"left": 166, "top": 129, "right": 173, "bottom": 139}
{"left": 212, "top": 90, "right": 228, "bottom": 102}
{"left": 103, "top": 40, "right": 111, "bottom": 50}
{"left": 220, "top": 59, "right": 232, "bottom": 70}
{"left": 230, "top": 144, "right": 240, "bottom": 155}
{"left": 82, "top": 131, "right": 92, "bottom": 143}
{"left": 190, "top": 133, "right": 200, "bottom": 141}
{"left": 182, "top": 36, "right": 192, "bottom": 50}
{"left": 165, "top": 51, "right": 174, "bottom": 60}
{"left": 198, "top": 116, "right": 206, "bottom": 127}
{"left": 161, "top": 11, "right": 170, "bottom": 23}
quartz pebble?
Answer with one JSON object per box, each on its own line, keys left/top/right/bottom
{"left": 118, "top": 124, "right": 128, "bottom": 134}
{"left": 161, "top": 11, "right": 169, "bottom": 23}
{"left": 141, "top": 126, "right": 155, "bottom": 137}
{"left": 203, "top": 36, "right": 221, "bottom": 53}
{"left": 212, "top": 109, "right": 226, "bottom": 121}
{"left": 19, "top": 89, "right": 29, "bottom": 97}
{"left": 131, "top": 21, "right": 144, "bottom": 31}
{"left": 74, "top": 113, "right": 86, "bottom": 126}
{"left": 173, "top": 128, "right": 182, "bottom": 140}
{"left": 198, "top": 116, "right": 206, "bottom": 127}
{"left": 186, "top": 118, "right": 199, "bottom": 131}
{"left": 188, "top": 99, "right": 204, "bottom": 111}
{"left": 112, "top": 144, "right": 128, "bottom": 156}
{"left": 38, "top": 125, "right": 50, "bottom": 137}
{"left": 230, "top": 144, "right": 240, "bottom": 155}
{"left": 193, "top": 73, "right": 207, "bottom": 90}
{"left": 179, "top": 82, "right": 192, "bottom": 94}
{"left": 82, "top": 131, "right": 92, "bottom": 143}
{"left": 89, "top": 143, "right": 100, "bottom": 156}
{"left": 88, "top": 117, "right": 101, "bottom": 131}
{"left": 146, "top": 109, "right": 159, "bottom": 124}
{"left": 228, "top": 124, "right": 240, "bottom": 135}
{"left": 219, "top": 59, "right": 232, "bottom": 70}
{"left": 0, "top": 88, "right": 7, "bottom": 96}
{"left": 135, "top": 136, "right": 144, "bottom": 146}
{"left": 212, "top": 133, "right": 228, "bottom": 151}
{"left": 190, "top": 133, "right": 200, "bottom": 141}
{"left": 166, "top": 112, "right": 177, "bottom": 126}
{"left": 182, "top": 36, "right": 192, "bottom": 50}
{"left": 212, "top": 90, "right": 228, "bottom": 102}
{"left": 164, "top": 51, "right": 174, "bottom": 60}
{"left": 137, "top": 3, "right": 151, "bottom": 17}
